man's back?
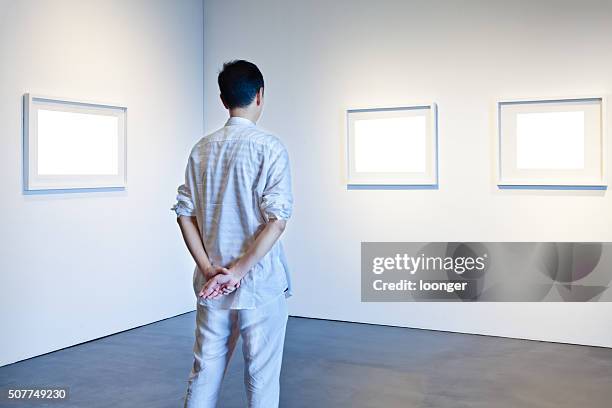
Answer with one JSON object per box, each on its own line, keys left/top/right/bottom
{"left": 173, "top": 116, "right": 293, "bottom": 309}
{"left": 175, "top": 60, "right": 290, "bottom": 408}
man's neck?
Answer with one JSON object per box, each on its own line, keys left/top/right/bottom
{"left": 229, "top": 108, "right": 258, "bottom": 124}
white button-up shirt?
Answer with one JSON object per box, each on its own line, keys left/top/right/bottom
{"left": 171, "top": 116, "right": 293, "bottom": 309}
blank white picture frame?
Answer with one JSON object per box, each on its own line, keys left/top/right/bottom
{"left": 497, "top": 97, "right": 606, "bottom": 188}
{"left": 24, "top": 94, "right": 127, "bottom": 191}
{"left": 346, "top": 104, "right": 438, "bottom": 187}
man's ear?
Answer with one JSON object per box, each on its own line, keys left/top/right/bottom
{"left": 255, "top": 87, "right": 264, "bottom": 106}
{"left": 220, "top": 94, "right": 229, "bottom": 109}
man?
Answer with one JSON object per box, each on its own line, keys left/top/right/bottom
{"left": 171, "top": 60, "right": 293, "bottom": 408}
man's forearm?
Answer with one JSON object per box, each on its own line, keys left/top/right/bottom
{"left": 176, "top": 215, "right": 213, "bottom": 275}
{"left": 230, "top": 219, "right": 287, "bottom": 279}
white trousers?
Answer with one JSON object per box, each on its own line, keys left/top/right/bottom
{"left": 184, "top": 293, "right": 288, "bottom": 408}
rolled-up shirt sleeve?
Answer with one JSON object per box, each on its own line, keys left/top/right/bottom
{"left": 260, "top": 144, "right": 293, "bottom": 222}
{"left": 171, "top": 156, "right": 197, "bottom": 217}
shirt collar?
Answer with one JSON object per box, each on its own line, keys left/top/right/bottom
{"left": 225, "top": 116, "right": 256, "bottom": 127}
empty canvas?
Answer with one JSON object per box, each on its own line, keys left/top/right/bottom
{"left": 347, "top": 105, "right": 437, "bottom": 186}
{"left": 516, "top": 111, "right": 585, "bottom": 170}
{"left": 354, "top": 116, "right": 426, "bottom": 173}
{"left": 497, "top": 97, "right": 605, "bottom": 188}
{"left": 37, "top": 109, "right": 120, "bottom": 176}
{"left": 24, "top": 94, "right": 127, "bottom": 191}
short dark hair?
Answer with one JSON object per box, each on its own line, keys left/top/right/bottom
{"left": 217, "top": 60, "right": 264, "bottom": 109}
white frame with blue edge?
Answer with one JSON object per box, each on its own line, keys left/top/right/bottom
{"left": 24, "top": 93, "right": 127, "bottom": 191}
{"left": 496, "top": 96, "right": 607, "bottom": 189}
{"left": 346, "top": 104, "right": 438, "bottom": 187}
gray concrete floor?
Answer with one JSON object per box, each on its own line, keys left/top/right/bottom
{"left": 1, "top": 313, "right": 611, "bottom": 407}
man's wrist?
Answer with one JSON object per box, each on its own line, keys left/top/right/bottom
{"left": 230, "top": 265, "right": 247, "bottom": 279}
{"left": 198, "top": 263, "right": 215, "bottom": 278}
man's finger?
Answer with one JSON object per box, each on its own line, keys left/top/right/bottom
{"left": 200, "top": 276, "right": 220, "bottom": 298}
{"left": 199, "top": 284, "right": 209, "bottom": 297}
{"left": 207, "top": 287, "right": 222, "bottom": 299}
{"left": 210, "top": 287, "right": 224, "bottom": 299}
{"left": 199, "top": 282, "right": 214, "bottom": 297}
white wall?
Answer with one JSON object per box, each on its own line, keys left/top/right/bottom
{"left": 0, "top": 0, "right": 203, "bottom": 366}
{"left": 203, "top": 0, "right": 612, "bottom": 347}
